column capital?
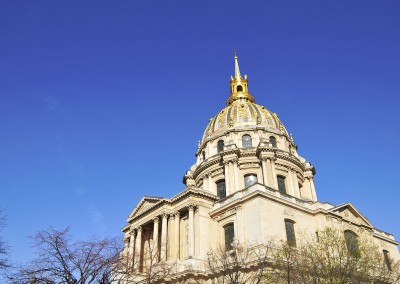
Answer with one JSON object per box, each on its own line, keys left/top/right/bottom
{"left": 137, "top": 226, "right": 142, "bottom": 232}
{"left": 174, "top": 211, "right": 180, "bottom": 218}
{"left": 153, "top": 217, "right": 159, "bottom": 223}
{"left": 161, "top": 212, "right": 169, "bottom": 219}
{"left": 188, "top": 204, "right": 196, "bottom": 211}
{"left": 169, "top": 213, "right": 175, "bottom": 219}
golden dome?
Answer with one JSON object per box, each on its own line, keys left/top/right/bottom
{"left": 202, "top": 101, "right": 288, "bottom": 142}
{"left": 201, "top": 54, "right": 288, "bottom": 143}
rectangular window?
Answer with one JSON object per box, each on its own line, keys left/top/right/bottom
{"left": 277, "top": 176, "right": 286, "bottom": 194}
{"left": 216, "top": 180, "right": 226, "bottom": 199}
{"left": 285, "top": 219, "right": 296, "bottom": 246}
{"left": 383, "top": 250, "right": 392, "bottom": 271}
{"left": 344, "top": 230, "right": 359, "bottom": 257}
{"left": 224, "top": 224, "right": 234, "bottom": 251}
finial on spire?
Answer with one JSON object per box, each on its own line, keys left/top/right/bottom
{"left": 234, "top": 50, "right": 241, "bottom": 79}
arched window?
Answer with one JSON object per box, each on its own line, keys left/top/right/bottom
{"left": 244, "top": 174, "right": 258, "bottom": 188}
{"left": 236, "top": 85, "right": 243, "bottom": 92}
{"left": 269, "top": 136, "right": 277, "bottom": 148}
{"left": 217, "top": 140, "right": 224, "bottom": 153}
{"left": 242, "top": 134, "right": 252, "bottom": 148}
{"left": 383, "top": 250, "right": 392, "bottom": 271}
{"left": 344, "top": 230, "right": 359, "bottom": 256}
{"left": 224, "top": 223, "right": 234, "bottom": 251}
{"left": 285, "top": 219, "right": 296, "bottom": 246}
{"left": 277, "top": 176, "right": 286, "bottom": 194}
{"left": 202, "top": 151, "right": 206, "bottom": 161}
{"left": 216, "top": 180, "right": 226, "bottom": 199}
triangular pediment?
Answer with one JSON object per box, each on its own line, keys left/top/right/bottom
{"left": 330, "top": 203, "right": 373, "bottom": 228}
{"left": 128, "top": 196, "right": 164, "bottom": 220}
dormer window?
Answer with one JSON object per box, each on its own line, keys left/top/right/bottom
{"left": 236, "top": 85, "right": 243, "bottom": 92}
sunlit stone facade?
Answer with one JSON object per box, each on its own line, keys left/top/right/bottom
{"left": 122, "top": 55, "right": 399, "bottom": 274}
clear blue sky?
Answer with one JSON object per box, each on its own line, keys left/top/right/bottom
{"left": 1, "top": 1, "right": 399, "bottom": 264}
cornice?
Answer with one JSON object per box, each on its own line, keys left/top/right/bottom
{"left": 209, "top": 185, "right": 315, "bottom": 219}
{"left": 193, "top": 156, "right": 222, "bottom": 178}
{"left": 275, "top": 151, "right": 305, "bottom": 171}
{"left": 170, "top": 188, "right": 219, "bottom": 204}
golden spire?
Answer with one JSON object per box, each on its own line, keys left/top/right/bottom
{"left": 234, "top": 51, "right": 241, "bottom": 79}
{"left": 227, "top": 52, "right": 255, "bottom": 106}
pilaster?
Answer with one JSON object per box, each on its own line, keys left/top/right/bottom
{"left": 174, "top": 211, "right": 180, "bottom": 259}
{"left": 188, "top": 205, "right": 195, "bottom": 257}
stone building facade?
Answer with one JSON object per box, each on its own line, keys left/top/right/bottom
{"left": 121, "top": 55, "right": 399, "bottom": 273}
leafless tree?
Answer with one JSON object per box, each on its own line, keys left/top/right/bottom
{"left": 198, "top": 241, "right": 275, "bottom": 284}
{"left": 272, "top": 228, "right": 400, "bottom": 284}
{"left": 0, "top": 208, "right": 10, "bottom": 273}
{"left": 113, "top": 239, "right": 178, "bottom": 284}
{"left": 9, "top": 227, "right": 123, "bottom": 284}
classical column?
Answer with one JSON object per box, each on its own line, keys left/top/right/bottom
{"left": 261, "top": 158, "right": 269, "bottom": 186}
{"left": 224, "top": 161, "right": 231, "bottom": 196}
{"left": 287, "top": 169, "right": 295, "bottom": 196}
{"left": 161, "top": 214, "right": 168, "bottom": 260}
{"left": 153, "top": 217, "right": 159, "bottom": 262}
{"left": 188, "top": 205, "right": 195, "bottom": 257}
{"left": 291, "top": 170, "right": 300, "bottom": 198}
{"left": 208, "top": 173, "right": 213, "bottom": 193}
{"left": 271, "top": 159, "right": 278, "bottom": 189}
{"left": 233, "top": 160, "right": 239, "bottom": 193}
{"left": 124, "top": 237, "right": 130, "bottom": 259}
{"left": 135, "top": 226, "right": 142, "bottom": 269}
{"left": 167, "top": 214, "right": 174, "bottom": 260}
{"left": 174, "top": 211, "right": 180, "bottom": 259}
{"left": 129, "top": 227, "right": 136, "bottom": 262}
{"left": 309, "top": 177, "right": 317, "bottom": 201}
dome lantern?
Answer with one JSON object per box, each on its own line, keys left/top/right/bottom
{"left": 227, "top": 52, "right": 255, "bottom": 106}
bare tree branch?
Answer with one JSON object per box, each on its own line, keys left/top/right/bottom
{"left": 0, "top": 208, "right": 10, "bottom": 273}
{"left": 9, "top": 227, "right": 122, "bottom": 284}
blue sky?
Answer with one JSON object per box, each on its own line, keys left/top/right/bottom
{"left": 0, "top": 0, "right": 399, "bottom": 264}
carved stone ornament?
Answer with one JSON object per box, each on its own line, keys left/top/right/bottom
{"left": 283, "top": 209, "right": 294, "bottom": 218}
